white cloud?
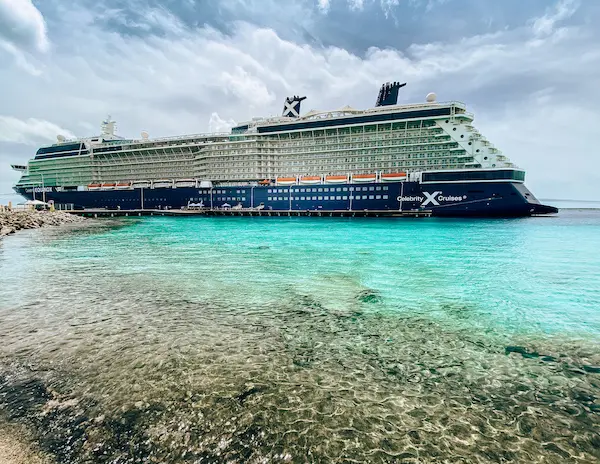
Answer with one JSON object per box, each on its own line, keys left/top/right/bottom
{"left": 0, "top": 0, "right": 49, "bottom": 74}
{"left": 1, "top": 0, "right": 598, "bottom": 201}
{"left": 0, "top": 116, "right": 74, "bottom": 145}
{"left": 532, "top": 0, "right": 579, "bottom": 36}
{"left": 209, "top": 113, "right": 236, "bottom": 133}
{"left": 0, "top": 0, "right": 49, "bottom": 52}
{"left": 317, "top": 0, "right": 330, "bottom": 12}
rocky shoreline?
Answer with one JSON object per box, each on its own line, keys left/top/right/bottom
{"left": 0, "top": 210, "right": 85, "bottom": 237}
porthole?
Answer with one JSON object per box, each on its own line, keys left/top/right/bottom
{"left": 476, "top": 149, "right": 480, "bottom": 152}
{"left": 492, "top": 164, "right": 496, "bottom": 167}
{"left": 468, "top": 142, "right": 472, "bottom": 145}
{"left": 445, "top": 120, "right": 449, "bottom": 123}
{"left": 460, "top": 134, "right": 464, "bottom": 138}
{"left": 484, "top": 156, "right": 488, "bottom": 160}
{"left": 453, "top": 127, "right": 457, "bottom": 131}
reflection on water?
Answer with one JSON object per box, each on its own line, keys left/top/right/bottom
{"left": 1, "top": 212, "right": 599, "bottom": 463}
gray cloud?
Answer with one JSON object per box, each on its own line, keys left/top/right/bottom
{"left": 1, "top": 0, "right": 599, "bottom": 202}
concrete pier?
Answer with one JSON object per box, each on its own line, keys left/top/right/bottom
{"left": 64, "top": 208, "right": 432, "bottom": 218}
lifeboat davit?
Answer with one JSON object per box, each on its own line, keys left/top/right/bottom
{"left": 153, "top": 180, "right": 172, "bottom": 188}
{"left": 380, "top": 172, "right": 407, "bottom": 182}
{"left": 175, "top": 178, "right": 196, "bottom": 188}
{"left": 116, "top": 181, "right": 132, "bottom": 189}
{"left": 101, "top": 182, "right": 116, "bottom": 190}
{"left": 299, "top": 176, "right": 321, "bottom": 185}
{"left": 132, "top": 180, "right": 150, "bottom": 189}
{"left": 276, "top": 177, "right": 297, "bottom": 185}
{"left": 325, "top": 175, "right": 348, "bottom": 184}
{"left": 352, "top": 174, "right": 377, "bottom": 183}
{"left": 88, "top": 183, "right": 101, "bottom": 190}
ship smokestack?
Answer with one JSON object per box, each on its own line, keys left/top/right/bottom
{"left": 375, "top": 82, "right": 406, "bottom": 107}
{"left": 282, "top": 95, "right": 307, "bottom": 118}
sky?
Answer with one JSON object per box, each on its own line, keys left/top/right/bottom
{"left": 1, "top": 0, "right": 599, "bottom": 203}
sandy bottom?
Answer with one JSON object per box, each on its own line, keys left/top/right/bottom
{"left": 0, "top": 424, "right": 51, "bottom": 464}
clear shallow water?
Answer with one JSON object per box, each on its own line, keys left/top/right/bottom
{"left": 0, "top": 211, "right": 599, "bottom": 463}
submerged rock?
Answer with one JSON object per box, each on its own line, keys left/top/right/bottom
{"left": 356, "top": 289, "right": 383, "bottom": 304}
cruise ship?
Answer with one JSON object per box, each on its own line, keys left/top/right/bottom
{"left": 11, "top": 82, "right": 557, "bottom": 217}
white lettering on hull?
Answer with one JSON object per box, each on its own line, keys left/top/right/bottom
{"left": 397, "top": 191, "right": 468, "bottom": 206}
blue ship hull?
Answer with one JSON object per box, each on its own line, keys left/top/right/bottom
{"left": 15, "top": 181, "right": 558, "bottom": 217}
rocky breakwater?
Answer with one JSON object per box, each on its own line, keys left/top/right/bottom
{"left": 0, "top": 210, "right": 85, "bottom": 237}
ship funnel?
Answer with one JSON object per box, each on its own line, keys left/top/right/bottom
{"left": 282, "top": 95, "right": 307, "bottom": 118}
{"left": 375, "top": 82, "right": 406, "bottom": 107}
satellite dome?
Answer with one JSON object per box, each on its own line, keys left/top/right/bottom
{"left": 141, "top": 131, "right": 149, "bottom": 140}
{"left": 57, "top": 135, "right": 66, "bottom": 142}
{"left": 426, "top": 92, "right": 437, "bottom": 102}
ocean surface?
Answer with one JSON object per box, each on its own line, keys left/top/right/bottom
{"left": 0, "top": 210, "right": 599, "bottom": 463}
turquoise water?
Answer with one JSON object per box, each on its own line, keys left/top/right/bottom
{"left": 1, "top": 210, "right": 599, "bottom": 462}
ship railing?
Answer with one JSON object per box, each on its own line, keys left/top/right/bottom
{"left": 364, "top": 101, "right": 467, "bottom": 114}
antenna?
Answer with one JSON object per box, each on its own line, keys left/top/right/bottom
{"left": 101, "top": 115, "right": 117, "bottom": 137}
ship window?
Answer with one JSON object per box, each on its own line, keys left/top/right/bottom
{"left": 336, "top": 188, "right": 341, "bottom": 192}
{"left": 383, "top": 186, "right": 389, "bottom": 190}
{"left": 383, "top": 195, "right": 389, "bottom": 200}
{"left": 318, "top": 196, "right": 323, "bottom": 200}
{"left": 279, "top": 197, "right": 283, "bottom": 201}
{"left": 343, "top": 196, "right": 347, "bottom": 200}
{"left": 312, "top": 196, "right": 316, "bottom": 200}
{"left": 301, "top": 197, "right": 306, "bottom": 200}
{"left": 242, "top": 197, "right": 246, "bottom": 201}
{"left": 376, "top": 186, "right": 381, "bottom": 191}
{"left": 376, "top": 195, "right": 381, "bottom": 199}
{"left": 268, "top": 189, "right": 272, "bottom": 193}
{"left": 300, "top": 188, "right": 305, "bottom": 192}
{"left": 460, "top": 135, "right": 464, "bottom": 138}
{"left": 336, "top": 196, "right": 341, "bottom": 200}
{"left": 468, "top": 142, "right": 472, "bottom": 145}
{"left": 369, "top": 187, "right": 375, "bottom": 191}
{"left": 476, "top": 149, "right": 480, "bottom": 153}
{"left": 343, "top": 188, "right": 348, "bottom": 191}
{"left": 369, "top": 195, "right": 374, "bottom": 200}
{"left": 453, "top": 128, "right": 457, "bottom": 131}
{"left": 422, "top": 169, "right": 524, "bottom": 182}
{"left": 484, "top": 156, "right": 488, "bottom": 160}
{"left": 318, "top": 188, "right": 323, "bottom": 192}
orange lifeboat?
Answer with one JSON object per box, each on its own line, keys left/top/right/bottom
{"left": 325, "top": 175, "right": 347, "bottom": 184}
{"left": 381, "top": 172, "right": 407, "bottom": 182}
{"left": 258, "top": 179, "right": 271, "bottom": 185}
{"left": 116, "top": 181, "right": 132, "bottom": 189}
{"left": 276, "top": 177, "right": 297, "bottom": 185}
{"left": 352, "top": 174, "right": 377, "bottom": 183}
{"left": 299, "top": 176, "right": 321, "bottom": 185}
{"left": 101, "top": 182, "right": 117, "bottom": 190}
{"left": 88, "top": 183, "right": 101, "bottom": 190}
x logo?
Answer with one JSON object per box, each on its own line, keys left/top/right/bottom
{"left": 283, "top": 100, "right": 299, "bottom": 117}
{"left": 422, "top": 191, "right": 441, "bottom": 206}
